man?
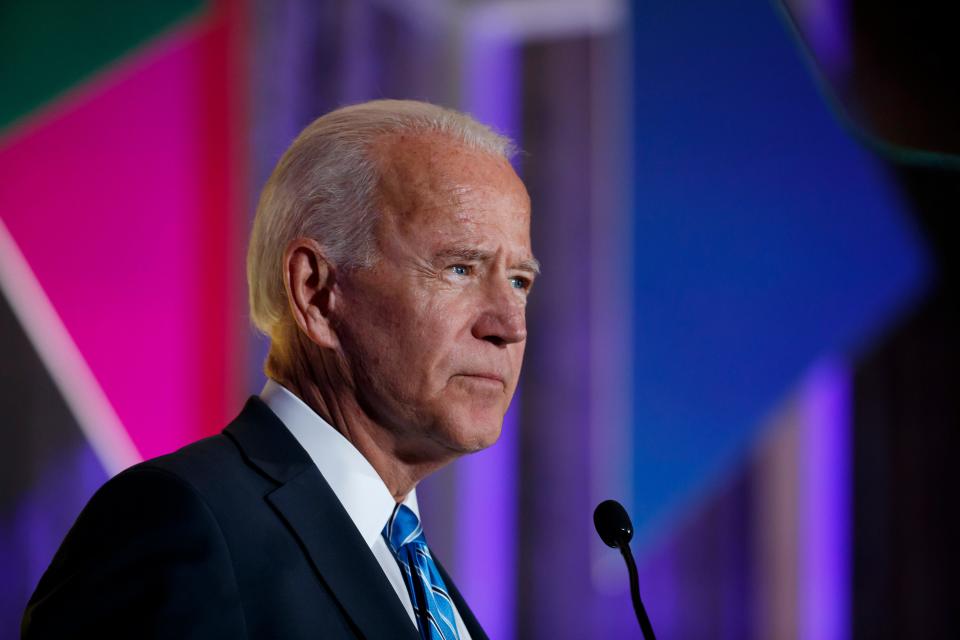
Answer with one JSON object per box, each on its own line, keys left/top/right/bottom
{"left": 22, "top": 100, "right": 538, "bottom": 639}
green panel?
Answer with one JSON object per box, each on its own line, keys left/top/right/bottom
{"left": 0, "top": 0, "right": 205, "bottom": 132}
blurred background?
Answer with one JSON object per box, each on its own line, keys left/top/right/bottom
{"left": 2, "top": 0, "right": 957, "bottom": 638}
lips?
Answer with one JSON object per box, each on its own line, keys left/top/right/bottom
{"left": 457, "top": 372, "right": 505, "bottom": 385}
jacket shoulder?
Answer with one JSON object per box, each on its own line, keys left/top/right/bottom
{"left": 136, "top": 431, "right": 254, "bottom": 490}
{"left": 23, "top": 459, "right": 248, "bottom": 638}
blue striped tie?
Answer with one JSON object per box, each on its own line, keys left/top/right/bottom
{"left": 383, "top": 504, "right": 461, "bottom": 640}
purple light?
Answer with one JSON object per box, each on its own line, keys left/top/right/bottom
{"left": 788, "top": 0, "right": 852, "bottom": 77}
{"left": 1, "top": 442, "right": 107, "bottom": 631}
{"left": 455, "top": 34, "right": 519, "bottom": 640}
{"left": 456, "top": 400, "right": 518, "bottom": 640}
{"left": 800, "top": 359, "right": 851, "bottom": 640}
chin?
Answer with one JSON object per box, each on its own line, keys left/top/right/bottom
{"left": 435, "top": 410, "right": 505, "bottom": 454}
{"left": 463, "top": 426, "right": 503, "bottom": 453}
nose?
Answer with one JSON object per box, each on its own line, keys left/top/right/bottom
{"left": 472, "top": 284, "right": 527, "bottom": 347}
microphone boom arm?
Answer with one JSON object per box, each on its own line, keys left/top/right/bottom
{"left": 619, "top": 539, "right": 656, "bottom": 640}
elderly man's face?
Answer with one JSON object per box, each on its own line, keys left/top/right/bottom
{"left": 335, "top": 133, "right": 535, "bottom": 457}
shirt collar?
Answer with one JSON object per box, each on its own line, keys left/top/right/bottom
{"left": 259, "top": 379, "right": 419, "bottom": 549}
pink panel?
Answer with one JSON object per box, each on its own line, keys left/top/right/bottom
{"left": 0, "top": 21, "right": 239, "bottom": 461}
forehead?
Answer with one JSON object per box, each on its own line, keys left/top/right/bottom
{"left": 373, "top": 133, "right": 531, "bottom": 242}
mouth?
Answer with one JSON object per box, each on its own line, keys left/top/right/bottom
{"left": 456, "top": 373, "right": 506, "bottom": 386}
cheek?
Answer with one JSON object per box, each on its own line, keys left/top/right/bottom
{"left": 511, "top": 340, "right": 527, "bottom": 370}
{"left": 341, "top": 274, "right": 481, "bottom": 391}
{"left": 406, "top": 317, "right": 461, "bottom": 389}
{"left": 338, "top": 289, "right": 412, "bottom": 379}
{"left": 354, "top": 293, "right": 453, "bottom": 388}
{"left": 498, "top": 344, "right": 525, "bottom": 397}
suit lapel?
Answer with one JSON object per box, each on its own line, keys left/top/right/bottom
{"left": 225, "top": 398, "right": 418, "bottom": 640}
{"left": 267, "top": 468, "right": 418, "bottom": 640}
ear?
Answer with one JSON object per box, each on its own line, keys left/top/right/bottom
{"left": 282, "top": 238, "right": 341, "bottom": 350}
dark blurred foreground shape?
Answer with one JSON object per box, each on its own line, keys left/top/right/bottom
{"left": 782, "top": 0, "right": 960, "bottom": 637}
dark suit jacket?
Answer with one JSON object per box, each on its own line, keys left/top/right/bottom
{"left": 22, "top": 397, "right": 488, "bottom": 639}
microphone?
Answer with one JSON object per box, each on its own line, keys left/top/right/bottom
{"left": 593, "top": 500, "right": 657, "bottom": 640}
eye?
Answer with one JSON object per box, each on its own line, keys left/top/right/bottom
{"left": 509, "top": 276, "right": 531, "bottom": 291}
{"left": 449, "top": 264, "right": 471, "bottom": 277}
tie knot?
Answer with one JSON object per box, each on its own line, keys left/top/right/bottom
{"left": 384, "top": 504, "right": 425, "bottom": 553}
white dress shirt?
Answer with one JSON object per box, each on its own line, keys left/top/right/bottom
{"left": 260, "top": 380, "right": 472, "bottom": 639}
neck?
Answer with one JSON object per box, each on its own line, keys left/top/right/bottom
{"left": 270, "top": 330, "right": 453, "bottom": 501}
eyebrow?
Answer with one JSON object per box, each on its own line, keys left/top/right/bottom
{"left": 432, "top": 248, "right": 541, "bottom": 276}
{"left": 516, "top": 257, "right": 542, "bottom": 276}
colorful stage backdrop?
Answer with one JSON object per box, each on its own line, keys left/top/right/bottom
{"left": 1, "top": 0, "right": 248, "bottom": 629}
{"left": 3, "top": 1, "right": 955, "bottom": 638}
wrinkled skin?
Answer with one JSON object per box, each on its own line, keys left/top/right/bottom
{"left": 281, "top": 133, "right": 537, "bottom": 497}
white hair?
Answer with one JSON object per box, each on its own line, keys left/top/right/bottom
{"left": 246, "top": 99, "right": 517, "bottom": 339}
